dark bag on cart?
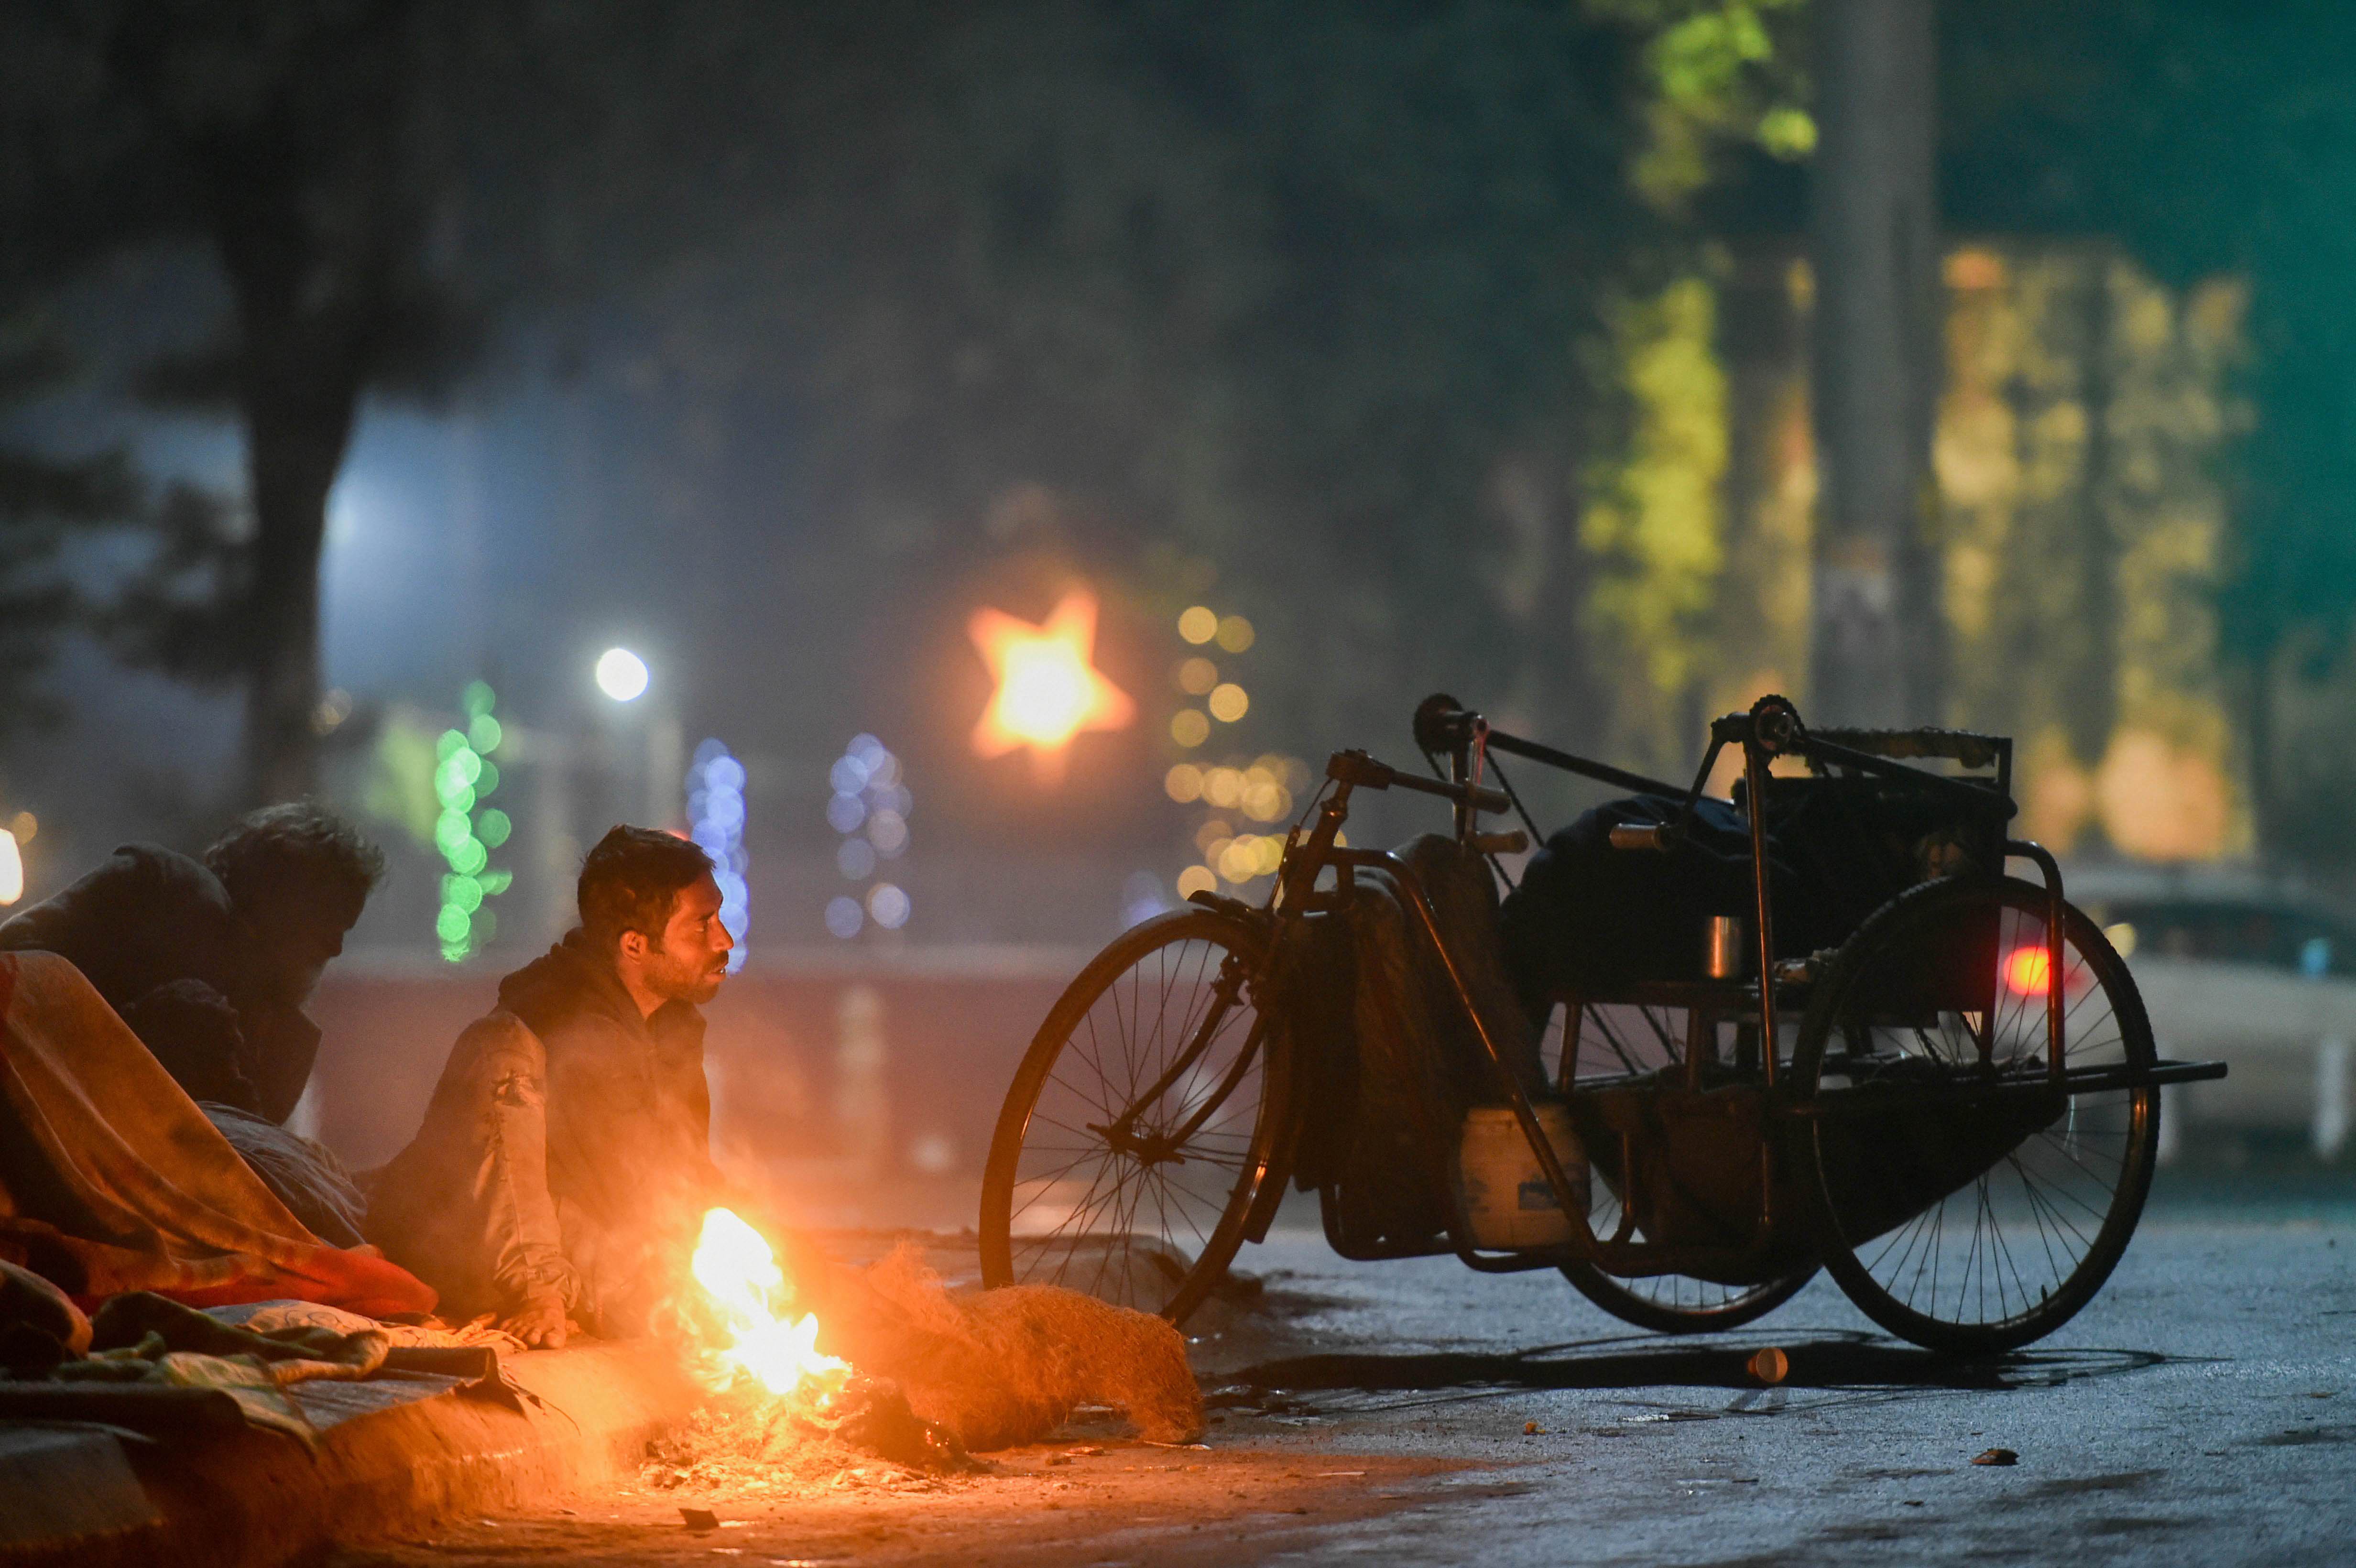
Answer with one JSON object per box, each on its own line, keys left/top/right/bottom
{"left": 1275, "top": 836, "right": 1542, "bottom": 1258}
{"left": 1496, "top": 782, "right": 1958, "bottom": 1022}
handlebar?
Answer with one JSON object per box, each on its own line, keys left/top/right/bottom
{"left": 1326, "top": 749, "right": 1510, "bottom": 815}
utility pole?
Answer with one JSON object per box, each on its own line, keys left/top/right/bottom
{"left": 1808, "top": 0, "right": 1943, "bottom": 727}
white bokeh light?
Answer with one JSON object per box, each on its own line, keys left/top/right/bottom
{"left": 595, "top": 647, "right": 650, "bottom": 702}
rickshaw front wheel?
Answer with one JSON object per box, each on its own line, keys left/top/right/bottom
{"left": 979, "top": 908, "right": 1286, "bottom": 1324}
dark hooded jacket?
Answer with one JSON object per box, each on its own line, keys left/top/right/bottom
{"left": 0, "top": 844, "right": 324, "bottom": 1122}
{"left": 363, "top": 931, "right": 723, "bottom": 1331}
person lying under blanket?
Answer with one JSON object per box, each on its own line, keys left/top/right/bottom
{"left": 0, "top": 805, "right": 388, "bottom": 1245}
{"left": 0, "top": 949, "right": 435, "bottom": 1319}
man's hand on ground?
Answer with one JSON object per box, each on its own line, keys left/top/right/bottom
{"left": 503, "top": 1297, "right": 573, "bottom": 1348}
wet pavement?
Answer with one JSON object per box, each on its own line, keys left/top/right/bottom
{"left": 1187, "top": 1210, "right": 2356, "bottom": 1565}
{"left": 335, "top": 1207, "right": 2355, "bottom": 1568}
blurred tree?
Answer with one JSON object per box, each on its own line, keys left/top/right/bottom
{"left": 1, "top": 0, "right": 1819, "bottom": 833}
{"left": 0, "top": 320, "right": 137, "bottom": 739}
{"left": 1941, "top": 0, "right": 2356, "bottom": 863}
{"left": 0, "top": 0, "right": 634, "bottom": 808}
{"left": 585, "top": 0, "right": 1811, "bottom": 798}
{"left": 0, "top": 0, "right": 481, "bottom": 806}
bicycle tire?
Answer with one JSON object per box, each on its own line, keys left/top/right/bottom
{"left": 979, "top": 908, "right": 1285, "bottom": 1323}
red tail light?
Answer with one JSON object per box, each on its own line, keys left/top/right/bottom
{"left": 2003, "top": 946, "right": 2053, "bottom": 997}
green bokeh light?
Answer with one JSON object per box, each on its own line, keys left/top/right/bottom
{"left": 434, "top": 751, "right": 481, "bottom": 808}
{"left": 436, "top": 682, "right": 514, "bottom": 959}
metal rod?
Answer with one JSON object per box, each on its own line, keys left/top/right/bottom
{"left": 1795, "top": 732, "right": 2017, "bottom": 820}
{"left": 1782, "top": 1056, "right": 2229, "bottom": 1118}
{"left": 2006, "top": 839, "right": 2069, "bottom": 1085}
{"left": 1742, "top": 743, "right": 1780, "bottom": 1090}
{"left": 1482, "top": 730, "right": 1685, "bottom": 799}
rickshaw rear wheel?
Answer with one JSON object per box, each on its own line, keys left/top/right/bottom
{"left": 979, "top": 908, "right": 1286, "bottom": 1324}
{"left": 1559, "top": 1260, "right": 1817, "bottom": 1333}
{"left": 1793, "top": 875, "right": 2159, "bottom": 1355}
{"left": 1546, "top": 999, "right": 1817, "bottom": 1332}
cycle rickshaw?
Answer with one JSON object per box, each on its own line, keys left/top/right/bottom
{"left": 978, "top": 696, "right": 2228, "bottom": 1354}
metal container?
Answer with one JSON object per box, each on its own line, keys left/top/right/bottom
{"left": 1456, "top": 1105, "right": 1588, "bottom": 1249}
{"left": 1707, "top": 915, "right": 1746, "bottom": 980}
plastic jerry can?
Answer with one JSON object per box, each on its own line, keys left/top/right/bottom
{"left": 1456, "top": 1103, "right": 1589, "bottom": 1249}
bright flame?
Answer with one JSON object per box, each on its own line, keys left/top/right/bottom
{"left": 689, "top": 1208, "right": 848, "bottom": 1401}
{"left": 0, "top": 830, "right": 20, "bottom": 905}
{"left": 2003, "top": 946, "right": 2052, "bottom": 997}
{"left": 969, "top": 591, "right": 1135, "bottom": 780}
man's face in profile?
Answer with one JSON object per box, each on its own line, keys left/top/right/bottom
{"left": 236, "top": 882, "right": 354, "bottom": 1004}
{"left": 643, "top": 871, "right": 733, "bottom": 1005}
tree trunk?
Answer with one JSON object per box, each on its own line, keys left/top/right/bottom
{"left": 206, "top": 121, "right": 372, "bottom": 812}
{"left": 239, "top": 363, "right": 355, "bottom": 807}
{"left": 1807, "top": 0, "right": 1943, "bottom": 728}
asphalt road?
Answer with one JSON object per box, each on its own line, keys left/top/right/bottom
{"left": 1188, "top": 1205, "right": 2356, "bottom": 1566}
{"left": 340, "top": 1197, "right": 2354, "bottom": 1568}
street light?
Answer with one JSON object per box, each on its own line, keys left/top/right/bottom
{"left": 596, "top": 647, "right": 650, "bottom": 703}
{"left": 594, "top": 646, "right": 679, "bottom": 828}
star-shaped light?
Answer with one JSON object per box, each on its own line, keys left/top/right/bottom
{"left": 969, "top": 590, "right": 1135, "bottom": 781}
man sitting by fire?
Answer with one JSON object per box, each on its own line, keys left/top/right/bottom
{"left": 366, "top": 826, "right": 1211, "bottom": 1449}
{"left": 366, "top": 826, "right": 736, "bottom": 1348}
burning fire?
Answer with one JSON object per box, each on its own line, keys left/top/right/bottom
{"left": 688, "top": 1208, "right": 849, "bottom": 1403}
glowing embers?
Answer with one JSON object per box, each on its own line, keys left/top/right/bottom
{"left": 687, "top": 1208, "right": 849, "bottom": 1404}
{"left": 968, "top": 590, "right": 1134, "bottom": 779}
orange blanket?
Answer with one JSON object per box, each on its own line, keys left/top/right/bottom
{"left": 0, "top": 951, "right": 434, "bottom": 1318}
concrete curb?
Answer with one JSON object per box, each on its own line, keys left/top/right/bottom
{"left": 0, "top": 1340, "right": 699, "bottom": 1568}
